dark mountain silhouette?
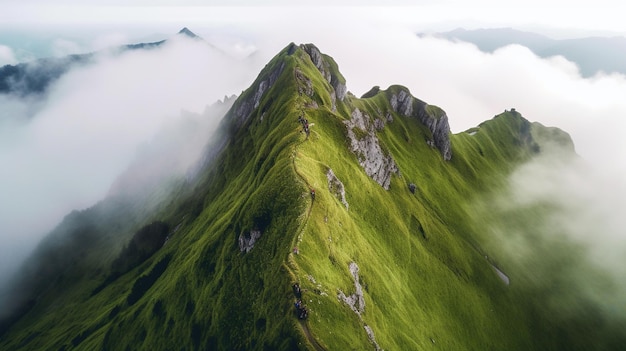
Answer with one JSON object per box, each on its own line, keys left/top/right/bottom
{"left": 0, "top": 27, "right": 204, "bottom": 97}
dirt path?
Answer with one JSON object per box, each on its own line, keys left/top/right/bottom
{"left": 299, "top": 320, "right": 326, "bottom": 351}
{"left": 288, "top": 97, "right": 328, "bottom": 351}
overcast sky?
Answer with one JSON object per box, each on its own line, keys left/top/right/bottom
{"left": 1, "top": 1, "right": 625, "bottom": 36}
{"left": 1, "top": 2, "right": 625, "bottom": 306}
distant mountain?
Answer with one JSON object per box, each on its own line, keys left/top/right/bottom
{"left": 428, "top": 28, "right": 626, "bottom": 77}
{"left": 0, "top": 27, "right": 204, "bottom": 97}
{"left": 1, "top": 42, "right": 623, "bottom": 350}
{"left": 178, "top": 27, "right": 200, "bottom": 39}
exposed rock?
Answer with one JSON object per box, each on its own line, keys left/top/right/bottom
{"left": 364, "top": 325, "right": 381, "bottom": 351}
{"left": 338, "top": 262, "right": 382, "bottom": 350}
{"left": 238, "top": 229, "right": 262, "bottom": 253}
{"left": 338, "top": 262, "right": 365, "bottom": 315}
{"left": 385, "top": 111, "right": 393, "bottom": 122}
{"left": 305, "top": 101, "right": 319, "bottom": 109}
{"left": 253, "top": 81, "right": 268, "bottom": 109}
{"left": 345, "top": 108, "right": 399, "bottom": 190}
{"left": 326, "top": 169, "right": 348, "bottom": 210}
{"left": 389, "top": 88, "right": 452, "bottom": 161}
{"left": 330, "top": 89, "right": 337, "bottom": 112}
{"left": 374, "top": 118, "right": 385, "bottom": 131}
{"left": 389, "top": 89, "right": 413, "bottom": 116}
{"left": 408, "top": 183, "right": 416, "bottom": 194}
{"left": 300, "top": 43, "right": 346, "bottom": 108}
{"left": 331, "top": 74, "right": 347, "bottom": 102}
{"left": 416, "top": 106, "right": 452, "bottom": 161}
{"left": 295, "top": 68, "right": 313, "bottom": 97}
{"left": 301, "top": 44, "right": 329, "bottom": 81}
{"left": 350, "top": 108, "right": 368, "bottom": 131}
{"left": 231, "top": 61, "right": 285, "bottom": 128}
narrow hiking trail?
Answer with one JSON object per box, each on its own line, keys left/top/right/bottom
{"left": 287, "top": 100, "right": 327, "bottom": 351}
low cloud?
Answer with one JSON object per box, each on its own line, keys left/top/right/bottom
{"left": 471, "top": 148, "right": 626, "bottom": 324}
{"left": 0, "top": 35, "right": 262, "bottom": 290}
{"left": 0, "top": 45, "right": 17, "bottom": 65}
{"left": 51, "top": 38, "right": 82, "bottom": 57}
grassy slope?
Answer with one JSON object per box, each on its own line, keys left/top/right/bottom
{"left": 0, "top": 43, "right": 612, "bottom": 350}
{"left": 290, "top": 78, "right": 544, "bottom": 349}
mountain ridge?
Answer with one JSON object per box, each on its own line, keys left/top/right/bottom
{"left": 3, "top": 40, "right": 620, "bottom": 351}
{"left": 428, "top": 27, "right": 626, "bottom": 77}
{"left": 0, "top": 27, "right": 211, "bottom": 98}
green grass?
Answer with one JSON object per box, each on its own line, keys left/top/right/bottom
{"left": 2, "top": 43, "right": 622, "bottom": 351}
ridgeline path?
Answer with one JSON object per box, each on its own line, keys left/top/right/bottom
{"left": 288, "top": 94, "right": 326, "bottom": 351}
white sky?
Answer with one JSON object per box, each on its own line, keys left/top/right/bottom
{"left": 1, "top": 2, "right": 625, "bottom": 36}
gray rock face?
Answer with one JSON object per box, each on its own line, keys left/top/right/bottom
{"left": 295, "top": 68, "right": 313, "bottom": 97}
{"left": 345, "top": 108, "right": 399, "bottom": 190}
{"left": 253, "top": 81, "right": 268, "bottom": 109}
{"left": 326, "top": 169, "right": 348, "bottom": 210}
{"left": 300, "top": 44, "right": 346, "bottom": 109}
{"left": 238, "top": 229, "right": 262, "bottom": 253}
{"left": 415, "top": 107, "right": 452, "bottom": 161}
{"left": 338, "top": 262, "right": 365, "bottom": 315}
{"left": 331, "top": 75, "right": 347, "bottom": 102}
{"left": 364, "top": 325, "right": 382, "bottom": 351}
{"left": 389, "top": 89, "right": 413, "bottom": 116}
{"left": 232, "top": 61, "right": 285, "bottom": 128}
{"left": 389, "top": 88, "right": 452, "bottom": 161}
{"left": 338, "top": 262, "right": 381, "bottom": 350}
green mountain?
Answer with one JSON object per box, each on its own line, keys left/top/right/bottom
{"left": 1, "top": 42, "right": 623, "bottom": 350}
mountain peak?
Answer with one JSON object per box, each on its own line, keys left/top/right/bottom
{"left": 178, "top": 27, "right": 199, "bottom": 39}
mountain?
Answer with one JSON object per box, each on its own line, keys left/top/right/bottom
{"left": 428, "top": 28, "right": 626, "bottom": 77}
{"left": 0, "top": 28, "right": 204, "bottom": 97}
{"left": 1, "top": 42, "right": 624, "bottom": 350}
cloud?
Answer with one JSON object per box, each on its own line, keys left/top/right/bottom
{"left": 0, "top": 45, "right": 17, "bottom": 65}
{"left": 51, "top": 38, "right": 82, "bottom": 56}
{"left": 90, "top": 32, "right": 131, "bottom": 52}
{"left": 0, "top": 35, "right": 262, "bottom": 290}
{"left": 471, "top": 149, "right": 626, "bottom": 323}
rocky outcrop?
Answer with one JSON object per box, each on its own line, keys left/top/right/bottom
{"left": 231, "top": 61, "right": 285, "bottom": 128}
{"left": 338, "top": 262, "right": 381, "bottom": 350}
{"left": 364, "top": 325, "right": 381, "bottom": 351}
{"left": 389, "top": 88, "right": 452, "bottom": 161}
{"left": 389, "top": 89, "right": 413, "bottom": 116}
{"left": 295, "top": 67, "right": 313, "bottom": 97}
{"left": 238, "top": 229, "right": 261, "bottom": 253}
{"left": 326, "top": 169, "right": 348, "bottom": 210}
{"left": 416, "top": 106, "right": 452, "bottom": 161}
{"left": 345, "top": 108, "right": 399, "bottom": 190}
{"left": 338, "top": 262, "right": 365, "bottom": 315}
{"left": 300, "top": 44, "right": 347, "bottom": 110}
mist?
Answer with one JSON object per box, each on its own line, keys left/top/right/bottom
{"left": 471, "top": 147, "right": 626, "bottom": 323}
{"left": 0, "top": 34, "right": 264, "bottom": 291}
